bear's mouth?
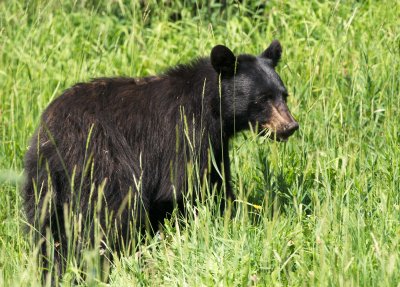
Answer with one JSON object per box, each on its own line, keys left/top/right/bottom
{"left": 261, "top": 129, "right": 289, "bottom": 142}
{"left": 261, "top": 122, "right": 299, "bottom": 142}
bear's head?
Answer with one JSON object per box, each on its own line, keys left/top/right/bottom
{"left": 211, "top": 40, "right": 299, "bottom": 141}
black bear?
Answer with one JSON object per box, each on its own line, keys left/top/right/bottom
{"left": 23, "top": 40, "right": 298, "bottom": 273}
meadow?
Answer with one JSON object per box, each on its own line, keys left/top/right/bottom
{"left": 0, "top": 0, "right": 399, "bottom": 286}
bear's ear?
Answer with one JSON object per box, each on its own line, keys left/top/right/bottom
{"left": 211, "top": 45, "right": 236, "bottom": 77}
{"left": 261, "top": 40, "right": 282, "bottom": 67}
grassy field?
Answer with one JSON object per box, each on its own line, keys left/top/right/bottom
{"left": 1, "top": 0, "right": 399, "bottom": 286}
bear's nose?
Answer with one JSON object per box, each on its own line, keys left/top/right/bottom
{"left": 282, "top": 121, "right": 299, "bottom": 138}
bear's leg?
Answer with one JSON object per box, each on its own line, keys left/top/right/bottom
{"left": 22, "top": 163, "right": 66, "bottom": 284}
{"left": 210, "top": 142, "right": 235, "bottom": 215}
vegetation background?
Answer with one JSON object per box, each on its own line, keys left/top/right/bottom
{"left": 0, "top": 0, "right": 399, "bottom": 286}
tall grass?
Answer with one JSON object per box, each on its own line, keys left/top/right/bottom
{"left": 0, "top": 0, "right": 399, "bottom": 286}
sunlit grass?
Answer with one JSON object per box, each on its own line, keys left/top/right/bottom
{"left": 0, "top": 0, "right": 399, "bottom": 286}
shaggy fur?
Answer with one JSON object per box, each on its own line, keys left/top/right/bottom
{"left": 22, "top": 41, "right": 298, "bottom": 274}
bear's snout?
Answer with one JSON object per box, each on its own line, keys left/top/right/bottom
{"left": 279, "top": 121, "right": 299, "bottom": 140}
{"left": 261, "top": 100, "right": 299, "bottom": 141}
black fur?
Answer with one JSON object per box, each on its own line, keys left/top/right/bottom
{"left": 261, "top": 39, "right": 282, "bottom": 67}
{"left": 22, "top": 41, "right": 297, "bottom": 276}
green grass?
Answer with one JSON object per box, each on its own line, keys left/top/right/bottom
{"left": 1, "top": 0, "right": 399, "bottom": 286}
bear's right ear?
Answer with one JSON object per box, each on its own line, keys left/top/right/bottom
{"left": 261, "top": 40, "right": 282, "bottom": 67}
{"left": 211, "top": 45, "right": 236, "bottom": 77}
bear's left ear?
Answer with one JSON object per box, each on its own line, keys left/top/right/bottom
{"left": 211, "top": 45, "right": 236, "bottom": 77}
{"left": 261, "top": 40, "right": 282, "bottom": 67}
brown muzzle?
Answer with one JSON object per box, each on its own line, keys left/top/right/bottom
{"left": 261, "top": 100, "right": 299, "bottom": 141}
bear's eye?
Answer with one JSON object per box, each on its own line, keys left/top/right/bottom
{"left": 260, "top": 94, "right": 272, "bottom": 101}
{"left": 254, "top": 94, "right": 272, "bottom": 105}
